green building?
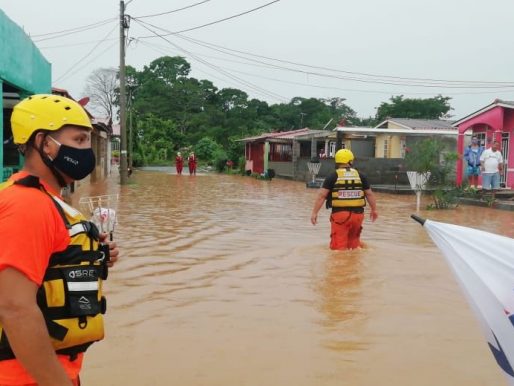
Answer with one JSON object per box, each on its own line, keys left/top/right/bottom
{"left": 1, "top": 9, "right": 51, "bottom": 181}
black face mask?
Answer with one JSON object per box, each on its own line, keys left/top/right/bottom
{"left": 48, "top": 136, "right": 96, "bottom": 180}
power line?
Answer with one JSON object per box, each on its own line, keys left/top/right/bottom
{"left": 174, "top": 35, "right": 514, "bottom": 87}
{"left": 33, "top": 18, "right": 117, "bottom": 42}
{"left": 54, "top": 24, "right": 118, "bottom": 83}
{"left": 138, "top": 39, "right": 279, "bottom": 95}
{"left": 138, "top": 40, "right": 513, "bottom": 97}
{"left": 135, "top": 19, "right": 287, "bottom": 102}
{"left": 53, "top": 41, "right": 118, "bottom": 86}
{"left": 171, "top": 33, "right": 514, "bottom": 89}
{"left": 132, "top": 18, "right": 287, "bottom": 102}
{"left": 135, "top": 0, "right": 280, "bottom": 36}
{"left": 134, "top": 0, "right": 212, "bottom": 19}
{"left": 38, "top": 37, "right": 118, "bottom": 50}
{"left": 30, "top": 17, "right": 116, "bottom": 38}
{"left": 132, "top": 19, "right": 514, "bottom": 89}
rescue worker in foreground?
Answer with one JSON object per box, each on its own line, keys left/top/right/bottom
{"left": 0, "top": 94, "right": 119, "bottom": 386}
{"left": 310, "top": 149, "right": 378, "bottom": 250}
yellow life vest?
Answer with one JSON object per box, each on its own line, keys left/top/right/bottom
{"left": 0, "top": 175, "right": 108, "bottom": 360}
{"left": 330, "top": 168, "right": 366, "bottom": 208}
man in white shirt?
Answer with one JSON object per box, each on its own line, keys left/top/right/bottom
{"left": 480, "top": 141, "right": 504, "bottom": 191}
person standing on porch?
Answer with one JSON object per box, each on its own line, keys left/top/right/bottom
{"left": 310, "top": 149, "right": 378, "bottom": 250}
{"left": 480, "top": 141, "right": 503, "bottom": 192}
{"left": 463, "top": 136, "right": 484, "bottom": 189}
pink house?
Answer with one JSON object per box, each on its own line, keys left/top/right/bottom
{"left": 454, "top": 99, "right": 513, "bottom": 189}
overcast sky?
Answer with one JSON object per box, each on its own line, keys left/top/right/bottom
{"left": 1, "top": 0, "right": 514, "bottom": 120}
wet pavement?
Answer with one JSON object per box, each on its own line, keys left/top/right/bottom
{"left": 72, "top": 168, "right": 514, "bottom": 385}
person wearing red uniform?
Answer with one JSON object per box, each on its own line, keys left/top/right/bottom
{"left": 0, "top": 94, "right": 119, "bottom": 386}
{"left": 311, "top": 149, "right": 378, "bottom": 250}
{"left": 175, "top": 152, "right": 184, "bottom": 175}
{"left": 188, "top": 152, "right": 197, "bottom": 175}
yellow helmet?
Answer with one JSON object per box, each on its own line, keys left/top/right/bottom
{"left": 11, "top": 94, "right": 92, "bottom": 144}
{"left": 335, "top": 149, "right": 354, "bottom": 164}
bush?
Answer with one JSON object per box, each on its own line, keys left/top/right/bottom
{"left": 405, "top": 138, "right": 459, "bottom": 209}
{"left": 213, "top": 148, "right": 228, "bottom": 172}
{"left": 428, "top": 188, "right": 459, "bottom": 209}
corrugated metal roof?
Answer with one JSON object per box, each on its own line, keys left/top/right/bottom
{"left": 335, "top": 127, "right": 463, "bottom": 136}
{"left": 377, "top": 118, "right": 456, "bottom": 130}
{"left": 269, "top": 128, "right": 311, "bottom": 139}
{"left": 239, "top": 128, "right": 314, "bottom": 142}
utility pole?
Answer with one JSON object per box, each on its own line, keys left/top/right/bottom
{"left": 300, "top": 112, "right": 306, "bottom": 129}
{"left": 119, "top": 0, "right": 129, "bottom": 184}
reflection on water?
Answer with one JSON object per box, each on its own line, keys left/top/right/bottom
{"left": 75, "top": 170, "right": 510, "bottom": 385}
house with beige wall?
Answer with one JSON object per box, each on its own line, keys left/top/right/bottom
{"left": 375, "top": 118, "right": 458, "bottom": 158}
{"left": 334, "top": 118, "right": 460, "bottom": 160}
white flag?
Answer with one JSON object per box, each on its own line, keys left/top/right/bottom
{"left": 417, "top": 216, "right": 514, "bottom": 385}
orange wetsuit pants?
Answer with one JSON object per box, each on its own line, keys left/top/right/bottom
{"left": 6, "top": 380, "right": 79, "bottom": 386}
{"left": 329, "top": 211, "right": 364, "bottom": 250}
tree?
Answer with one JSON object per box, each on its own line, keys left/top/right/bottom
{"left": 106, "top": 55, "right": 374, "bottom": 168}
{"left": 375, "top": 95, "right": 452, "bottom": 122}
{"left": 218, "top": 88, "right": 248, "bottom": 112}
{"left": 134, "top": 114, "right": 184, "bottom": 165}
{"left": 144, "top": 56, "right": 191, "bottom": 85}
{"left": 194, "top": 137, "right": 223, "bottom": 162}
{"left": 83, "top": 68, "right": 118, "bottom": 120}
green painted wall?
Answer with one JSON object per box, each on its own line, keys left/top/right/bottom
{"left": 0, "top": 10, "right": 51, "bottom": 94}
{"left": 1, "top": 9, "right": 51, "bottom": 180}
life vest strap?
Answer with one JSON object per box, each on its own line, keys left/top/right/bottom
{"left": 46, "top": 319, "right": 69, "bottom": 341}
{"left": 13, "top": 175, "right": 71, "bottom": 230}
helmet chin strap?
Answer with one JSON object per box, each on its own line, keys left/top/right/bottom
{"left": 36, "top": 138, "right": 68, "bottom": 188}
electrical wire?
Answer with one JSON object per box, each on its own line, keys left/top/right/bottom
{"left": 53, "top": 40, "right": 118, "bottom": 85}
{"left": 131, "top": 19, "right": 514, "bottom": 89}
{"left": 134, "top": 0, "right": 212, "bottom": 19}
{"left": 175, "top": 35, "right": 514, "bottom": 86}
{"left": 138, "top": 39, "right": 514, "bottom": 97}
{"left": 39, "top": 37, "right": 118, "bottom": 50}
{"left": 172, "top": 33, "right": 514, "bottom": 89}
{"left": 33, "top": 18, "right": 117, "bottom": 43}
{"left": 30, "top": 17, "right": 116, "bottom": 38}
{"left": 132, "top": 18, "right": 287, "bottom": 102}
{"left": 53, "top": 23, "right": 118, "bottom": 83}
{"left": 135, "top": 0, "right": 280, "bottom": 36}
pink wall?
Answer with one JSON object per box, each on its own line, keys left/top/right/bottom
{"left": 504, "top": 110, "right": 514, "bottom": 188}
{"left": 456, "top": 105, "right": 513, "bottom": 188}
{"left": 457, "top": 106, "right": 504, "bottom": 133}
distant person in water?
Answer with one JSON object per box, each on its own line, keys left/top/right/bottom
{"left": 188, "top": 152, "right": 197, "bottom": 175}
{"left": 175, "top": 152, "right": 184, "bottom": 175}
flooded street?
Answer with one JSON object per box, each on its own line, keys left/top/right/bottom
{"left": 74, "top": 169, "right": 514, "bottom": 386}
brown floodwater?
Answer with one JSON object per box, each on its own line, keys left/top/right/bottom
{"left": 72, "top": 168, "right": 514, "bottom": 386}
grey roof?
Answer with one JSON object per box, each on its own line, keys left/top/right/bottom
{"left": 378, "top": 118, "right": 456, "bottom": 130}
{"left": 238, "top": 128, "right": 314, "bottom": 142}
{"left": 496, "top": 99, "right": 514, "bottom": 106}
